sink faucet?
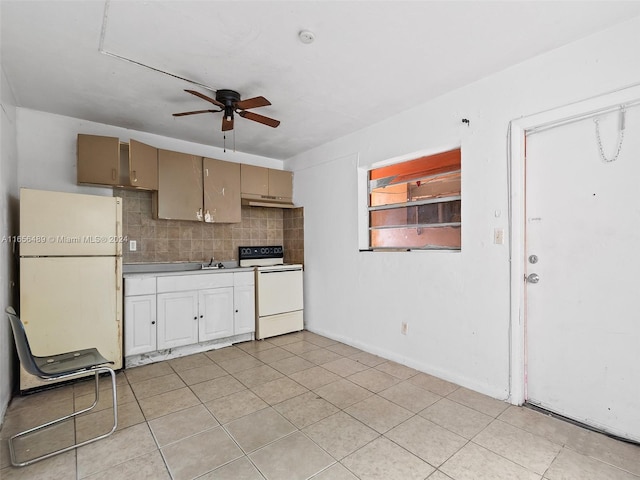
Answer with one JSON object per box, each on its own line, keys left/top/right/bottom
{"left": 207, "top": 257, "right": 214, "bottom": 267}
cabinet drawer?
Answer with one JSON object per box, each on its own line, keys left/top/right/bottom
{"left": 157, "top": 273, "right": 233, "bottom": 293}
{"left": 125, "top": 277, "right": 157, "bottom": 296}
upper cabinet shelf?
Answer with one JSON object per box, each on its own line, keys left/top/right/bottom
{"left": 77, "top": 134, "right": 158, "bottom": 190}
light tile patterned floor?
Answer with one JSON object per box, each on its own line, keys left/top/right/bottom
{"left": 1, "top": 330, "right": 639, "bottom": 480}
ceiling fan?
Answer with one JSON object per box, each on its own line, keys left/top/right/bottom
{"left": 173, "top": 89, "right": 280, "bottom": 131}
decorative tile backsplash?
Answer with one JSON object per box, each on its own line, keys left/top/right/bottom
{"left": 116, "top": 189, "right": 302, "bottom": 264}
{"left": 284, "top": 207, "right": 304, "bottom": 265}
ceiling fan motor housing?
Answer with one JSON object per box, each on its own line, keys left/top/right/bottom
{"left": 216, "top": 89, "right": 241, "bottom": 106}
{"left": 216, "top": 89, "right": 241, "bottom": 119}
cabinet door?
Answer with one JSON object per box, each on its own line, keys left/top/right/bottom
{"left": 241, "top": 164, "right": 269, "bottom": 196}
{"left": 234, "top": 284, "right": 255, "bottom": 335}
{"left": 157, "top": 291, "right": 199, "bottom": 349}
{"left": 203, "top": 158, "right": 241, "bottom": 223}
{"left": 268, "top": 169, "right": 293, "bottom": 199}
{"left": 156, "top": 149, "right": 203, "bottom": 221}
{"left": 77, "top": 134, "right": 120, "bottom": 185}
{"left": 198, "top": 287, "right": 234, "bottom": 341}
{"left": 124, "top": 295, "right": 156, "bottom": 355}
{"left": 129, "top": 140, "right": 158, "bottom": 190}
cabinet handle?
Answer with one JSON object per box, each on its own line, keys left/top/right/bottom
{"left": 194, "top": 316, "right": 197, "bottom": 320}
{"left": 200, "top": 315, "right": 203, "bottom": 319}
{"left": 235, "top": 309, "right": 239, "bottom": 313}
{"left": 132, "top": 170, "right": 137, "bottom": 183}
{"left": 112, "top": 168, "right": 116, "bottom": 180}
{"left": 151, "top": 321, "right": 155, "bottom": 325}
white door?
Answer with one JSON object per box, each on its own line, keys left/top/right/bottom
{"left": 257, "top": 268, "right": 303, "bottom": 316}
{"left": 234, "top": 284, "right": 256, "bottom": 335}
{"left": 525, "top": 104, "right": 640, "bottom": 442}
{"left": 198, "top": 287, "right": 234, "bottom": 341}
{"left": 20, "top": 188, "right": 122, "bottom": 256}
{"left": 20, "top": 256, "right": 123, "bottom": 390}
{"left": 157, "top": 291, "right": 198, "bottom": 349}
{"left": 124, "top": 295, "right": 157, "bottom": 356}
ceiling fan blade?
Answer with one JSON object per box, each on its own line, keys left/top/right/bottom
{"left": 238, "top": 110, "right": 280, "bottom": 128}
{"left": 173, "top": 109, "right": 220, "bottom": 117}
{"left": 222, "top": 115, "right": 234, "bottom": 131}
{"left": 185, "top": 89, "right": 224, "bottom": 108}
{"left": 235, "top": 96, "right": 271, "bottom": 110}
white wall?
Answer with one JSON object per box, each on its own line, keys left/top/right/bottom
{"left": 1, "top": 64, "right": 19, "bottom": 423}
{"left": 286, "top": 17, "right": 640, "bottom": 399}
{"left": 16, "top": 108, "right": 283, "bottom": 196}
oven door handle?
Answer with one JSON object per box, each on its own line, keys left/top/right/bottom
{"left": 259, "top": 268, "right": 303, "bottom": 274}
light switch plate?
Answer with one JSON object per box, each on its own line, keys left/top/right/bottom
{"left": 129, "top": 240, "right": 137, "bottom": 251}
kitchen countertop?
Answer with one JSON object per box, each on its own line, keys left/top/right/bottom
{"left": 123, "top": 262, "right": 254, "bottom": 277}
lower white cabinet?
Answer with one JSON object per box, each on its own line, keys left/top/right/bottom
{"left": 125, "top": 270, "right": 255, "bottom": 358}
{"left": 124, "top": 294, "right": 157, "bottom": 355}
{"left": 157, "top": 291, "right": 199, "bottom": 349}
{"left": 198, "top": 287, "right": 234, "bottom": 341}
{"left": 124, "top": 276, "right": 157, "bottom": 356}
{"left": 234, "top": 272, "right": 256, "bottom": 335}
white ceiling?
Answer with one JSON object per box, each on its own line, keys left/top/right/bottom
{"left": 3, "top": 1, "right": 640, "bottom": 160}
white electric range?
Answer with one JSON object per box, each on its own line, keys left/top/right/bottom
{"left": 239, "top": 246, "right": 304, "bottom": 340}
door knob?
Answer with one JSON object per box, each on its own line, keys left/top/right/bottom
{"left": 526, "top": 273, "right": 540, "bottom": 284}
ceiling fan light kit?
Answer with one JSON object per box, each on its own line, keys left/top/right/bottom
{"left": 173, "top": 89, "right": 280, "bottom": 132}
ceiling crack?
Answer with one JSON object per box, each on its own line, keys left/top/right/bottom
{"left": 97, "top": 0, "right": 217, "bottom": 92}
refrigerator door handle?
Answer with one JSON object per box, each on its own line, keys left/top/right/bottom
{"left": 115, "top": 199, "right": 123, "bottom": 257}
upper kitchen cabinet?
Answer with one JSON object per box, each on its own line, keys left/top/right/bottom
{"left": 128, "top": 140, "right": 158, "bottom": 190}
{"left": 154, "top": 149, "right": 203, "bottom": 221}
{"left": 268, "top": 169, "right": 293, "bottom": 199}
{"left": 203, "top": 158, "right": 241, "bottom": 223}
{"left": 154, "top": 153, "right": 242, "bottom": 223}
{"left": 77, "top": 134, "right": 158, "bottom": 190}
{"left": 241, "top": 164, "right": 269, "bottom": 196}
{"left": 241, "top": 165, "right": 294, "bottom": 207}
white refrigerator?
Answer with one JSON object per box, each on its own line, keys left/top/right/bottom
{"left": 19, "top": 188, "right": 123, "bottom": 391}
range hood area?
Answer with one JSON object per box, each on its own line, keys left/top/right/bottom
{"left": 240, "top": 165, "right": 295, "bottom": 209}
{"left": 241, "top": 195, "right": 296, "bottom": 209}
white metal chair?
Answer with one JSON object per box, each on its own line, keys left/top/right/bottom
{"left": 5, "top": 306, "right": 118, "bottom": 467}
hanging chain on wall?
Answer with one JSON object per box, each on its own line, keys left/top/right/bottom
{"left": 594, "top": 106, "right": 626, "bottom": 163}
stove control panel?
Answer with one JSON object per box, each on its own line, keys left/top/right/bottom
{"left": 239, "top": 245, "right": 284, "bottom": 260}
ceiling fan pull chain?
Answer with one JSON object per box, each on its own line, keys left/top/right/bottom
{"left": 594, "top": 106, "right": 626, "bottom": 163}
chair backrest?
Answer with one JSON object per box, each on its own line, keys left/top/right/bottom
{"left": 5, "top": 307, "right": 44, "bottom": 377}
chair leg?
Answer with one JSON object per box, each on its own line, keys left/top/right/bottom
{"left": 9, "top": 366, "right": 118, "bottom": 467}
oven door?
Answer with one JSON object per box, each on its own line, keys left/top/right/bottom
{"left": 257, "top": 267, "right": 303, "bottom": 316}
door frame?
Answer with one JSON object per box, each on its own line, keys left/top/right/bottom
{"left": 507, "top": 83, "right": 640, "bottom": 405}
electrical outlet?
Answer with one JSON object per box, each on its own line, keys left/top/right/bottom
{"left": 494, "top": 228, "right": 504, "bottom": 245}
{"left": 129, "top": 240, "right": 137, "bottom": 252}
{"left": 401, "top": 322, "right": 408, "bottom": 335}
